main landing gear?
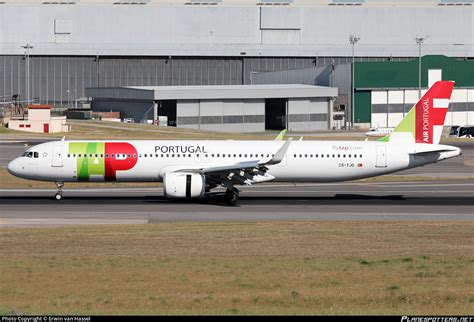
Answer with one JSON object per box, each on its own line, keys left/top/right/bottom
{"left": 55, "top": 182, "right": 64, "bottom": 200}
{"left": 225, "top": 187, "right": 239, "bottom": 205}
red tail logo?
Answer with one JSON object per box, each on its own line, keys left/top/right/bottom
{"left": 415, "top": 81, "right": 454, "bottom": 144}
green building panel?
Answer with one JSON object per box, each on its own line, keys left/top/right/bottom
{"left": 354, "top": 91, "right": 371, "bottom": 123}
{"left": 355, "top": 55, "right": 474, "bottom": 89}
{"left": 353, "top": 55, "right": 474, "bottom": 124}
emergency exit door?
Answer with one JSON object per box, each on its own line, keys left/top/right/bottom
{"left": 375, "top": 145, "right": 387, "bottom": 168}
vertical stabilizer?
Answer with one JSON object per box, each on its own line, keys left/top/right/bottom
{"left": 378, "top": 81, "right": 454, "bottom": 144}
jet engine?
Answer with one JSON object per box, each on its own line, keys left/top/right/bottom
{"left": 163, "top": 172, "right": 206, "bottom": 198}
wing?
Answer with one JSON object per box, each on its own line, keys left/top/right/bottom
{"left": 173, "top": 139, "right": 292, "bottom": 189}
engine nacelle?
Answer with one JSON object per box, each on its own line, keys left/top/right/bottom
{"left": 163, "top": 172, "right": 206, "bottom": 198}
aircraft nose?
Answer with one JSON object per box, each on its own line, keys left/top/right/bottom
{"left": 7, "top": 158, "right": 22, "bottom": 177}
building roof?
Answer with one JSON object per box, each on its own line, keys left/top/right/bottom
{"left": 3, "top": 0, "right": 471, "bottom": 7}
{"left": 86, "top": 84, "right": 338, "bottom": 100}
{"left": 27, "top": 104, "right": 51, "bottom": 109}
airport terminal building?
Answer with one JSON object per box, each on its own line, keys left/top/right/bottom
{"left": 1, "top": 0, "right": 473, "bottom": 130}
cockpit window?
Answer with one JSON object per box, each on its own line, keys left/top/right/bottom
{"left": 25, "top": 152, "right": 33, "bottom": 158}
{"left": 34, "top": 152, "right": 39, "bottom": 158}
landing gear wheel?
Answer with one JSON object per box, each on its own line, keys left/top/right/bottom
{"left": 54, "top": 182, "right": 64, "bottom": 201}
{"left": 225, "top": 188, "right": 239, "bottom": 205}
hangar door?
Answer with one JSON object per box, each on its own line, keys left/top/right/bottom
{"left": 265, "top": 98, "right": 287, "bottom": 130}
{"left": 158, "top": 100, "right": 177, "bottom": 127}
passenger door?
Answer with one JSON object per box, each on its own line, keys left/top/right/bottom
{"left": 375, "top": 144, "right": 387, "bottom": 168}
{"left": 52, "top": 145, "right": 63, "bottom": 167}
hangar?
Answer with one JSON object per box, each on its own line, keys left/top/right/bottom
{"left": 85, "top": 84, "right": 337, "bottom": 132}
{"left": 0, "top": 0, "right": 472, "bottom": 132}
{"left": 353, "top": 56, "right": 474, "bottom": 128}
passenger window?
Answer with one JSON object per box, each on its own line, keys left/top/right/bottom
{"left": 360, "top": 154, "right": 363, "bottom": 158}
{"left": 343, "top": 154, "right": 346, "bottom": 158}
{"left": 73, "top": 154, "right": 76, "bottom": 157}
{"left": 348, "top": 154, "right": 351, "bottom": 158}
{"left": 337, "top": 154, "right": 340, "bottom": 158}
{"left": 144, "top": 154, "right": 147, "bottom": 157}
{"left": 67, "top": 154, "right": 70, "bottom": 158}
{"left": 310, "top": 154, "right": 313, "bottom": 158}
{"left": 305, "top": 154, "right": 308, "bottom": 158}
{"left": 239, "top": 154, "right": 242, "bottom": 157}
{"left": 161, "top": 154, "right": 164, "bottom": 158}
{"left": 89, "top": 154, "right": 93, "bottom": 158}
{"left": 327, "top": 154, "right": 330, "bottom": 158}
{"left": 95, "top": 154, "right": 98, "bottom": 157}
{"left": 217, "top": 154, "right": 220, "bottom": 157}
{"left": 155, "top": 154, "right": 158, "bottom": 158}
{"left": 188, "top": 154, "right": 191, "bottom": 158}
{"left": 315, "top": 154, "right": 318, "bottom": 158}
{"left": 172, "top": 154, "right": 175, "bottom": 158}
{"left": 112, "top": 154, "right": 115, "bottom": 158}
{"left": 128, "top": 154, "right": 131, "bottom": 158}
{"left": 332, "top": 154, "right": 335, "bottom": 158}
{"left": 294, "top": 154, "right": 296, "bottom": 158}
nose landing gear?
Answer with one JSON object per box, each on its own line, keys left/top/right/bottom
{"left": 55, "top": 182, "right": 64, "bottom": 200}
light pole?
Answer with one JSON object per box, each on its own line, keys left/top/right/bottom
{"left": 415, "top": 35, "right": 429, "bottom": 99}
{"left": 74, "top": 89, "right": 77, "bottom": 109}
{"left": 66, "top": 89, "right": 70, "bottom": 109}
{"left": 21, "top": 43, "right": 34, "bottom": 105}
{"left": 349, "top": 35, "right": 360, "bottom": 130}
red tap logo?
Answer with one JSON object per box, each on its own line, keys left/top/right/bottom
{"left": 104, "top": 142, "right": 138, "bottom": 181}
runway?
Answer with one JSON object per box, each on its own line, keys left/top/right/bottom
{"left": 1, "top": 181, "right": 473, "bottom": 226}
{"left": 1, "top": 136, "right": 473, "bottom": 226}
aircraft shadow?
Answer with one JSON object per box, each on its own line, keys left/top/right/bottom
{"left": 1, "top": 194, "right": 473, "bottom": 207}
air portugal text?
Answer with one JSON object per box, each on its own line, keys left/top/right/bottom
{"left": 155, "top": 145, "right": 208, "bottom": 154}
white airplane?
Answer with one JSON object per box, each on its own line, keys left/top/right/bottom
{"left": 365, "top": 127, "right": 394, "bottom": 137}
{"left": 8, "top": 81, "right": 461, "bottom": 204}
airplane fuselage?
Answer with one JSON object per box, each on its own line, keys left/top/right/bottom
{"left": 7, "top": 140, "right": 460, "bottom": 183}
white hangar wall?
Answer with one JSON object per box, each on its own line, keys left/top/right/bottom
{"left": 1, "top": 5, "right": 472, "bottom": 57}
